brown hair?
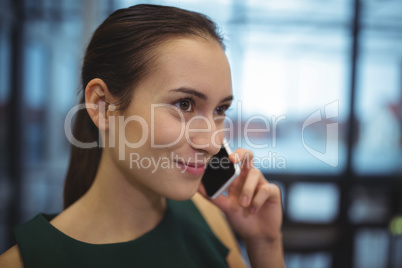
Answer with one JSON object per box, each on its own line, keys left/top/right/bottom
{"left": 63, "top": 4, "right": 224, "bottom": 208}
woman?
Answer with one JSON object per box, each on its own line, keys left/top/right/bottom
{"left": 0, "top": 4, "right": 284, "bottom": 267}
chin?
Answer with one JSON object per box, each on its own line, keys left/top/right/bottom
{"left": 164, "top": 185, "right": 199, "bottom": 201}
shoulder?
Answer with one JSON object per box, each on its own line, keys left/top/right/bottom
{"left": 191, "top": 193, "right": 247, "bottom": 268}
{"left": 0, "top": 245, "right": 24, "bottom": 268}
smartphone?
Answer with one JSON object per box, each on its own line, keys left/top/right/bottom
{"left": 201, "top": 138, "right": 240, "bottom": 199}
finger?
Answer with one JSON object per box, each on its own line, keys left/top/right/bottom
{"left": 249, "top": 183, "right": 282, "bottom": 215}
{"left": 229, "top": 148, "right": 254, "bottom": 178}
{"left": 197, "top": 183, "right": 229, "bottom": 211}
{"left": 211, "top": 194, "right": 231, "bottom": 214}
{"left": 229, "top": 148, "right": 254, "bottom": 167}
{"left": 226, "top": 172, "right": 245, "bottom": 195}
{"left": 239, "top": 168, "right": 260, "bottom": 208}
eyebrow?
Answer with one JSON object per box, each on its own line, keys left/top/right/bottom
{"left": 170, "top": 87, "right": 233, "bottom": 103}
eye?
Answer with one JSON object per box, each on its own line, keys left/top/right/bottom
{"left": 215, "top": 105, "right": 230, "bottom": 116}
{"left": 174, "top": 98, "right": 194, "bottom": 112}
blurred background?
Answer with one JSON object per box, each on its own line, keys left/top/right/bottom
{"left": 0, "top": 0, "right": 401, "bottom": 267}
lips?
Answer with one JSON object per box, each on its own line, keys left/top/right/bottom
{"left": 175, "top": 160, "right": 207, "bottom": 175}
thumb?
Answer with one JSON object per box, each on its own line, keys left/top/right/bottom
{"left": 209, "top": 193, "right": 231, "bottom": 215}
{"left": 198, "top": 183, "right": 231, "bottom": 214}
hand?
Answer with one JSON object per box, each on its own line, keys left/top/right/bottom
{"left": 198, "top": 148, "right": 283, "bottom": 243}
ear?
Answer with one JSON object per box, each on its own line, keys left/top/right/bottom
{"left": 85, "top": 78, "right": 113, "bottom": 130}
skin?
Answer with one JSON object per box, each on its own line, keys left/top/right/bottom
{"left": 0, "top": 37, "right": 284, "bottom": 267}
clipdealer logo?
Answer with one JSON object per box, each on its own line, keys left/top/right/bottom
{"left": 301, "top": 100, "right": 339, "bottom": 167}
{"left": 64, "top": 100, "right": 339, "bottom": 168}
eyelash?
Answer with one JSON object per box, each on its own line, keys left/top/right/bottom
{"left": 172, "top": 97, "right": 195, "bottom": 112}
{"left": 172, "top": 96, "right": 231, "bottom": 116}
{"left": 215, "top": 105, "right": 230, "bottom": 116}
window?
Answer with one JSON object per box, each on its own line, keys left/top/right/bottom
{"left": 1, "top": 1, "right": 401, "bottom": 268}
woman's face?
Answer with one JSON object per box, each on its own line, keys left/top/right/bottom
{"left": 108, "top": 37, "right": 233, "bottom": 200}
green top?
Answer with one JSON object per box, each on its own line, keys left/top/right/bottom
{"left": 13, "top": 199, "right": 229, "bottom": 268}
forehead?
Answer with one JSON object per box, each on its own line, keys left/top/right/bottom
{"left": 136, "top": 37, "right": 232, "bottom": 99}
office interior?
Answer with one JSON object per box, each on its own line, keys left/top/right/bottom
{"left": 0, "top": 0, "right": 401, "bottom": 267}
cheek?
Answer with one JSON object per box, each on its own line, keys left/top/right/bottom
{"left": 211, "top": 120, "right": 227, "bottom": 145}
{"left": 107, "top": 113, "right": 151, "bottom": 158}
{"left": 117, "top": 116, "right": 150, "bottom": 147}
{"left": 152, "top": 113, "right": 185, "bottom": 147}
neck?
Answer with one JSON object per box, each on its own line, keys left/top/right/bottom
{"left": 86, "top": 150, "right": 166, "bottom": 217}
{"left": 54, "top": 150, "right": 167, "bottom": 244}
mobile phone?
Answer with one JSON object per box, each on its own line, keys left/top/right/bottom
{"left": 201, "top": 138, "right": 240, "bottom": 199}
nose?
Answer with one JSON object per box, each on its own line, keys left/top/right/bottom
{"left": 186, "top": 115, "right": 223, "bottom": 156}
